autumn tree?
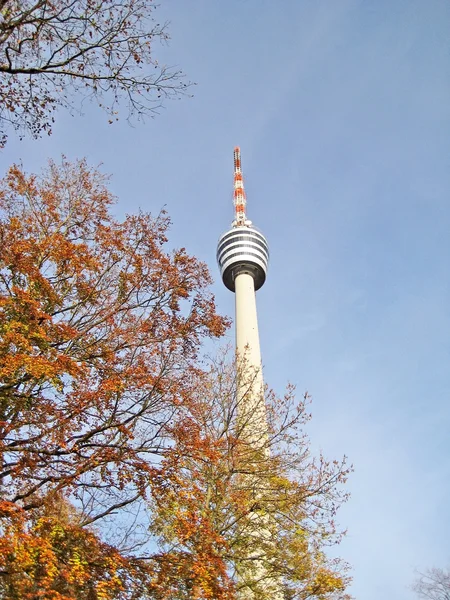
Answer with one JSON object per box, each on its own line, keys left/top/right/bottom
{"left": 0, "top": 157, "right": 228, "bottom": 597}
{"left": 150, "top": 352, "right": 353, "bottom": 600}
{"left": 0, "top": 0, "right": 188, "bottom": 147}
{"left": 413, "top": 567, "right": 450, "bottom": 600}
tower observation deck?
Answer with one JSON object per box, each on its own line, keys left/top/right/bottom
{"left": 216, "top": 225, "right": 269, "bottom": 291}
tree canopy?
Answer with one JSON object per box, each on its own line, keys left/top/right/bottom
{"left": 0, "top": 0, "right": 188, "bottom": 146}
{"left": 0, "top": 158, "right": 227, "bottom": 597}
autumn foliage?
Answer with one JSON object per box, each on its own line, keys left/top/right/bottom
{"left": 0, "top": 158, "right": 228, "bottom": 597}
{"left": 150, "top": 354, "right": 352, "bottom": 599}
{"left": 0, "top": 159, "right": 352, "bottom": 599}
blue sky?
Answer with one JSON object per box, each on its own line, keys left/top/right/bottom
{"left": 1, "top": 1, "right": 449, "bottom": 598}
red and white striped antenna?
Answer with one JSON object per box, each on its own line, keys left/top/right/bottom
{"left": 233, "top": 146, "right": 248, "bottom": 226}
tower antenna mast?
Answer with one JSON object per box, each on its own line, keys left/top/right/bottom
{"left": 233, "top": 146, "right": 249, "bottom": 227}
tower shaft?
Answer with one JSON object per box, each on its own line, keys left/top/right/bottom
{"left": 235, "top": 272, "right": 261, "bottom": 363}
{"left": 235, "top": 272, "right": 284, "bottom": 600}
{"left": 235, "top": 271, "right": 267, "bottom": 447}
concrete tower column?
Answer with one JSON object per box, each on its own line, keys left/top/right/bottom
{"left": 234, "top": 270, "right": 267, "bottom": 449}
{"left": 235, "top": 270, "right": 262, "bottom": 368}
{"left": 234, "top": 272, "right": 284, "bottom": 600}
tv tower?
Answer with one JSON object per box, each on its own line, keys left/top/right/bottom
{"left": 217, "top": 148, "right": 283, "bottom": 599}
{"left": 217, "top": 147, "right": 269, "bottom": 420}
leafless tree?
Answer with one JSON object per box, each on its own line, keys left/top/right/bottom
{"left": 413, "top": 567, "right": 450, "bottom": 600}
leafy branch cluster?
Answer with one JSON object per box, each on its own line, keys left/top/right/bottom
{"left": 0, "top": 0, "right": 189, "bottom": 146}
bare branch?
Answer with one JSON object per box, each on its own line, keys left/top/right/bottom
{"left": 0, "top": 0, "right": 191, "bottom": 146}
